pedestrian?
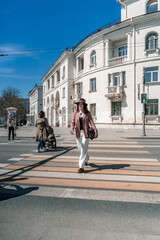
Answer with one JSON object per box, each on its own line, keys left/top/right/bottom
{"left": 70, "top": 98, "right": 98, "bottom": 173}
{"left": 7, "top": 116, "right": 15, "bottom": 140}
{"left": 35, "top": 111, "right": 49, "bottom": 153}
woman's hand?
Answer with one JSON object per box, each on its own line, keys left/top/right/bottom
{"left": 94, "top": 131, "right": 98, "bottom": 138}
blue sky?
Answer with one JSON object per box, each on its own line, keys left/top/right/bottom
{"left": 0, "top": 0, "right": 121, "bottom": 98}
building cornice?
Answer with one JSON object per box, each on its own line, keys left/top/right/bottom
{"left": 41, "top": 50, "right": 73, "bottom": 82}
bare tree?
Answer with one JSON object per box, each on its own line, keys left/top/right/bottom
{"left": 0, "top": 87, "right": 24, "bottom": 123}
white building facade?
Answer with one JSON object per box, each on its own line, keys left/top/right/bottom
{"left": 27, "top": 85, "right": 43, "bottom": 126}
{"left": 41, "top": 0, "right": 160, "bottom": 129}
{"left": 41, "top": 51, "right": 74, "bottom": 127}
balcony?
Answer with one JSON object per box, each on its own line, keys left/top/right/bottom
{"left": 108, "top": 56, "right": 127, "bottom": 66}
{"left": 105, "top": 86, "right": 123, "bottom": 100}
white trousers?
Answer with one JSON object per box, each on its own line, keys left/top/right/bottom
{"left": 76, "top": 130, "right": 89, "bottom": 168}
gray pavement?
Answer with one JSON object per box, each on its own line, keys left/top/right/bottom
{"left": 0, "top": 125, "right": 160, "bottom": 140}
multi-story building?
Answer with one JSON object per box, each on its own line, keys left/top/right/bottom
{"left": 27, "top": 85, "right": 43, "bottom": 125}
{"left": 41, "top": 0, "right": 160, "bottom": 129}
{"left": 41, "top": 51, "right": 74, "bottom": 127}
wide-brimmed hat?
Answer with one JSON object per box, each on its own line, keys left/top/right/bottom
{"left": 75, "top": 98, "right": 88, "bottom": 106}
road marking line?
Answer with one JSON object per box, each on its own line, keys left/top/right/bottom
{"left": 60, "top": 143, "right": 144, "bottom": 148}
{"left": 72, "top": 149, "right": 149, "bottom": 154}
{"left": 0, "top": 163, "right": 10, "bottom": 168}
{"left": 7, "top": 158, "right": 24, "bottom": 161}
{"left": 55, "top": 156, "right": 158, "bottom": 162}
{"left": 20, "top": 154, "right": 34, "bottom": 157}
{"left": 0, "top": 176, "right": 160, "bottom": 192}
{"left": 23, "top": 186, "right": 160, "bottom": 204}
{"left": 22, "top": 157, "right": 160, "bottom": 166}
{"left": 4, "top": 164, "right": 160, "bottom": 178}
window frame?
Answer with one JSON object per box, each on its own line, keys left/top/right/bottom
{"left": 111, "top": 101, "right": 121, "bottom": 116}
{"left": 90, "top": 78, "right": 97, "bottom": 92}
{"left": 145, "top": 99, "right": 158, "bottom": 115}
{"left": 90, "top": 50, "right": 96, "bottom": 65}
{"left": 113, "top": 73, "right": 120, "bottom": 86}
{"left": 146, "top": 0, "right": 158, "bottom": 13}
{"left": 118, "top": 45, "right": 127, "bottom": 57}
{"left": 62, "top": 66, "right": 65, "bottom": 79}
{"left": 144, "top": 66, "right": 159, "bottom": 83}
{"left": 90, "top": 103, "right": 96, "bottom": 117}
{"left": 62, "top": 87, "right": 65, "bottom": 98}
{"left": 78, "top": 55, "right": 84, "bottom": 72}
{"left": 145, "top": 32, "right": 158, "bottom": 50}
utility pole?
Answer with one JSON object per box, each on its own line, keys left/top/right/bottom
{"left": 141, "top": 68, "right": 146, "bottom": 136}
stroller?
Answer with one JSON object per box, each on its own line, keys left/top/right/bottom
{"left": 45, "top": 126, "right": 57, "bottom": 150}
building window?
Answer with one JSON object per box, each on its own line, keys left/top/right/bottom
{"left": 145, "top": 99, "right": 158, "bottom": 115}
{"left": 62, "top": 66, "right": 65, "bottom": 79}
{"left": 113, "top": 73, "right": 120, "bottom": 86}
{"left": 90, "top": 78, "right": 96, "bottom": 92}
{"left": 47, "top": 79, "right": 50, "bottom": 90}
{"left": 111, "top": 101, "right": 121, "bottom": 116}
{"left": 78, "top": 55, "right": 84, "bottom": 72}
{"left": 90, "top": 104, "right": 96, "bottom": 116}
{"left": 118, "top": 45, "right": 127, "bottom": 57}
{"left": 51, "top": 76, "right": 55, "bottom": 88}
{"left": 90, "top": 50, "right": 96, "bottom": 65}
{"left": 77, "top": 82, "right": 83, "bottom": 94}
{"left": 144, "top": 67, "right": 159, "bottom": 83}
{"left": 47, "top": 97, "right": 49, "bottom": 105}
{"left": 145, "top": 32, "right": 158, "bottom": 50}
{"left": 57, "top": 69, "right": 60, "bottom": 83}
{"left": 62, "top": 107, "right": 66, "bottom": 126}
{"left": 62, "top": 87, "right": 65, "bottom": 98}
{"left": 108, "top": 74, "right": 111, "bottom": 87}
{"left": 122, "top": 71, "right": 126, "bottom": 86}
{"left": 146, "top": 0, "right": 158, "bottom": 13}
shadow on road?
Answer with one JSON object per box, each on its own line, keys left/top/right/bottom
{"left": 0, "top": 146, "right": 76, "bottom": 183}
{"left": 85, "top": 163, "right": 130, "bottom": 173}
{"left": 0, "top": 184, "right": 39, "bottom": 201}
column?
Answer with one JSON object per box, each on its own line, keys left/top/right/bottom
{"left": 126, "top": 32, "right": 132, "bottom": 61}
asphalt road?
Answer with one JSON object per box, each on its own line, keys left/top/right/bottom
{"left": 0, "top": 194, "right": 160, "bottom": 240}
{"left": 0, "top": 137, "right": 160, "bottom": 240}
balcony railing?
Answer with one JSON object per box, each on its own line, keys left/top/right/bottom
{"left": 108, "top": 56, "right": 127, "bottom": 66}
{"left": 105, "top": 86, "right": 123, "bottom": 100}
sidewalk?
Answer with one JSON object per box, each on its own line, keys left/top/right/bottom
{"left": 0, "top": 126, "right": 160, "bottom": 140}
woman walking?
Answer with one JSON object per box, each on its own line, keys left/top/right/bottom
{"left": 35, "top": 111, "right": 49, "bottom": 153}
{"left": 70, "top": 98, "right": 98, "bottom": 173}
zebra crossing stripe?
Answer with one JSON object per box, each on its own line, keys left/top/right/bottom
{"left": 72, "top": 149, "right": 149, "bottom": 154}
{"left": 22, "top": 157, "right": 160, "bottom": 166}
{"left": 61, "top": 143, "right": 144, "bottom": 148}
{"left": 0, "top": 175, "right": 160, "bottom": 192}
{"left": 3, "top": 163, "right": 160, "bottom": 178}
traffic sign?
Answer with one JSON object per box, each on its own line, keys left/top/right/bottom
{"left": 141, "top": 93, "right": 147, "bottom": 104}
